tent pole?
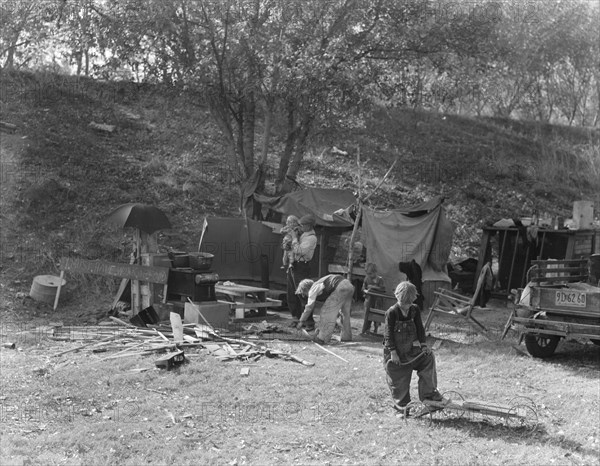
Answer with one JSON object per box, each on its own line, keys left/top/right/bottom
{"left": 346, "top": 146, "right": 362, "bottom": 283}
{"left": 318, "top": 231, "right": 324, "bottom": 277}
{"left": 346, "top": 156, "right": 398, "bottom": 283}
{"left": 346, "top": 203, "right": 362, "bottom": 283}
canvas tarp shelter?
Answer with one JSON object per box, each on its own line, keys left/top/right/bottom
{"left": 200, "top": 189, "right": 357, "bottom": 288}
{"left": 362, "top": 196, "right": 453, "bottom": 296}
{"left": 199, "top": 194, "right": 453, "bottom": 304}
{"left": 199, "top": 217, "right": 288, "bottom": 286}
{"left": 253, "top": 188, "right": 355, "bottom": 227}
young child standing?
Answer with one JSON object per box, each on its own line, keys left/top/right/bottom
{"left": 383, "top": 281, "right": 446, "bottom": 414}
{"left": 281, "top": 215, "right": 301, "bottom": 269}
{"left": 361, "top": 262, "right": 386, "bottom": 334}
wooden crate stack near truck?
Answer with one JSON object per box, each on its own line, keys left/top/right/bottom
{"left": 502, "top": 259, "right": 600, "bottom": 358}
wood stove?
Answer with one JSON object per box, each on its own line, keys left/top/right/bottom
{"left": 167, "top": 269, "right": 219, "bottom": 302}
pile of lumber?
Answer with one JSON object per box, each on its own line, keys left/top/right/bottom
{"left": 44, "top": 317, "right": 313, "bottom": 366}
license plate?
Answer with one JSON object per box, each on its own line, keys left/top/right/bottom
{"left": 554, "top": 290, "right": 586, "bottom": 307}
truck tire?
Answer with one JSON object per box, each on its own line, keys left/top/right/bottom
{"left": 525, "top": 334, "right": 560, "bottom": 358}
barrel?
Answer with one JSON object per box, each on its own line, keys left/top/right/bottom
{"left": 29, "top": 275, "right": 66, "bottom": 305}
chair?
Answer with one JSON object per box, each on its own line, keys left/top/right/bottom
{"left": 362, "top": 290, "right": 396, "bottom": 334}
{"left": 423, "top": 262, "right": 493, "bottom": 338}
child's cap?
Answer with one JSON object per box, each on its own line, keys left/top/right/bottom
{"left": 394, "top": 281, "right": 417, "bottom": 305}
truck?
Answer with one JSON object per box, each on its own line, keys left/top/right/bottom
{"left": 502, "top": 259, "right": 600, "bottom": 358}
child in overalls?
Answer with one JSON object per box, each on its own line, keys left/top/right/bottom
{"left": 361, "top": 263, "right": 385, "bottom": 334}
{"left": 383, "top": 281, "right": 446, "bottom": 414}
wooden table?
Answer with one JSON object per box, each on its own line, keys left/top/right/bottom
{"left": 215, "top": 284, "right": 282, "bottom": 319}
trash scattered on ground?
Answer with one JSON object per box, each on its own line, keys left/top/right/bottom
{"left": 21, "top": 317, "right": 316, "bottom": 368}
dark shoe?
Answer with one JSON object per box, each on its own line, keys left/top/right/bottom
{"left": 393, "top": 404, "right": 411, "bottom": 418}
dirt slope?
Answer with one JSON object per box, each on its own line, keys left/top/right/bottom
{"left": 0, "top": 70, "right": 598, "bottom": 319}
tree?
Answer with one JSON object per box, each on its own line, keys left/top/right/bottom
{"left": 0, "top": 0, "right": 53, "bottom": 69}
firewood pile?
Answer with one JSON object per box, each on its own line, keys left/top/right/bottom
{"left": 41, "top": 317, "right": 314, "bottom": 367}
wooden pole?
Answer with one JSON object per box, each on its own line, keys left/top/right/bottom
{"left": 346, "top": 146, "right": 362, "bottom": 283}
{"left": 311, "top": 340, "right": 349, "bottom": 363}
{"left": 53, "top": 270, "right": 65, "bottom": 311}
{"left": 132, "top": 229, "right": 142, "bottom": 314}
{"left": 345, "top": 153, "right": 398, "bottom": 284}
{"left": 346, "top": 203, "right": 363, "bottom": 284}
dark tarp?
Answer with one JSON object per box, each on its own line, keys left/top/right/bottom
{"left": 254, "top": 188, "right": 355, "bottom": 227}
{"left": 362, "top": 197, "right": 453, "bottom": 293}
{"left": 199, "top": 217, "right": 287, "bottom": 286}
{"left": 200, "top": 195, "right": 453, "bottom": 293}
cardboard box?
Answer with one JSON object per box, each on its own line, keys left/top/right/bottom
{"left": 184, "top": 301, "right": 230, "bottom": 329}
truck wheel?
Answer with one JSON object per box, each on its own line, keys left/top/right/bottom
{"left": 524, "top": 334, "right": 560, "bottom": 358}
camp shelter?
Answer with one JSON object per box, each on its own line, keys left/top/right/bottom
{"left": 198, "top": 221, "right": 355, "bottom": 292}
{"left": 253, "top": 187, "right": 356, "bottom": 227}
{"left": 201, "top": 191, "right": 453, "bottom": 311}
{"left": 198, "top": 217, "right": 288, "bottom": 288}
{"left": 361, "top": 197, "right": 453, "bottom": 310}
{"left": 255, "top": 187, "right": 358, "bottom": 283}
{"left": 199, "top": 189, "right": 356, "bottom": 289}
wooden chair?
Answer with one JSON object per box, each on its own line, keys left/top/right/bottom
{"left": 362, "top": 290, "right": 397, "bottom": 334}
{"left": 423, "top": 262, "right": 493, "bottom": 337}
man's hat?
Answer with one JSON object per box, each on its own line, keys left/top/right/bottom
{"left": 299, "top": 214, "right": 316, "bottom": 227}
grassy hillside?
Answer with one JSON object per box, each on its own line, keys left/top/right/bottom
{"left": 1, "top": 70, "right": 599, "bottom": 308}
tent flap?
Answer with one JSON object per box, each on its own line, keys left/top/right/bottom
{"left": 362, "top": 200, "right": 453, "bottom": 293}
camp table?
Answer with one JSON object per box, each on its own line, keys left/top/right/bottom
{"left": 215, "top": 283, "right": 282, "bottom": 319}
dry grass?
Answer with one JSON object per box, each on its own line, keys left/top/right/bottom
{"left": 0, "top": 302, "right": 598, "bottom": 466}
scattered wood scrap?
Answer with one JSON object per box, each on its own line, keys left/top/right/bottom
{"left": 36, "top": 319, "right": 314, "bottom": 367}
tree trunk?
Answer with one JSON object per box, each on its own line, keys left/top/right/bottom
{"left": 4, "top": 46, "right": 15, "bottom": 69}
{"left": 208, "top": 102, "right": 238, "bottom": 182}
{"left": 242, "top": 92, "right": 256, "bottom": 177}
{"left": 258, "top": 102, "right": 273, "bottom": 168}
{"left": 75, "top": 51, "right": 82, "bottom": 76}
{"left": 286, "top": 115, "right": 312, "bottom": 181}
{"left": 276, "top": 104, "right": 297, "bottom": 192}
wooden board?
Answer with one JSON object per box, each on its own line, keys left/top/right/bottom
{"left": 61, "top": 257, "right": 170, "bottom": 284}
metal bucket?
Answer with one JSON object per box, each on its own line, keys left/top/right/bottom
{"left": 29, "top": 275, "right": 66, "bottom": 305}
